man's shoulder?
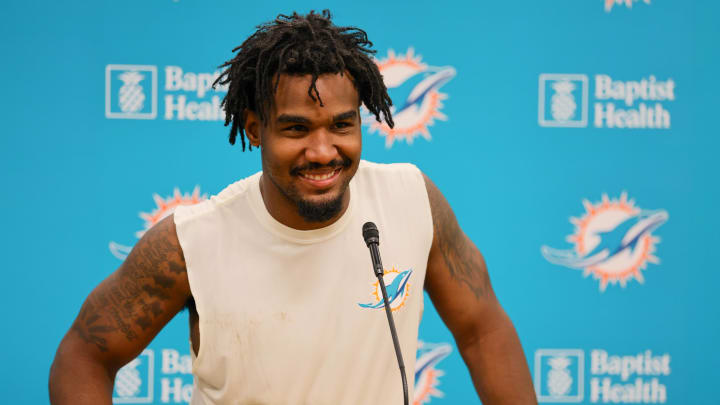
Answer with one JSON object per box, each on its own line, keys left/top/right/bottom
{"left": 174, "top": 171, "right": 262, "bottom": 225}
{"left": 355, "top": 160, "right": 428, "bottom": 201}
{"left": 357, "top": 159, "right": 422, "bottom": 177}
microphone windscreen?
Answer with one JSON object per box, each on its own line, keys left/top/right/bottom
{"left": 362, "top": 222, "right": 379, "bottom": 245}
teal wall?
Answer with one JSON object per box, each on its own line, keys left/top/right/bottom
{"left": 2, "top": 1, "right": 718, "bottom": 403}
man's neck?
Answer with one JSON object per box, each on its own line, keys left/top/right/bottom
{"left": 258, "top": 175, "right": 351, "bottom": 231}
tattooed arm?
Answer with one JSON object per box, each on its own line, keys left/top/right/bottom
{"left": 422, "top": 174, "right": 537, "bottom": 404}
{"left": 49, "top": 215, "right": 191, "bottom": 405}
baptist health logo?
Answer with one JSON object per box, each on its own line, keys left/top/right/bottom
{"left": 538, "top": 74, "right": 588, "bottom": 127}
{"left": 106, "top": 65, "right": 158, "bottom": 119}
{"left": 539, "top": 74, "right": 675, "bottom": 129}
{"left": 113, "top": 349, "right": 154, "bottom": 403}
{"left": 114, "top": 348, "right": 196, "bottom": 403}
{"left": 536, "top": 349, "right": 670, "bottom": 403}
{"left": 105, "top": 64, "right": 227, "bottom": 121}
{"left": 535, "top": 349, "right": 584, "bottom": 402}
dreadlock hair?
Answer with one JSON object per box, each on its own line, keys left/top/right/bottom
{"left": 213, "top": 10, "right": 394, "bottom": 151}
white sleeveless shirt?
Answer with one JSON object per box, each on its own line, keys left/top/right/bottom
{"left": 174, "top": 160, "right": 433, "bottom": 405}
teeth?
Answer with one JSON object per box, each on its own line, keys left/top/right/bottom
{"left": 302, "top": 170, "right": 337, "bottom": 181}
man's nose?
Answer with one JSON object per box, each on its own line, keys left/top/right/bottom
{"left": 304, "top": 129, "right": 338, "bottom": 164}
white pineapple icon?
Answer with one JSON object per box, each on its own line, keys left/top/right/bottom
{"left": 550, "top": 80, "right": 577, "bottom": 122}
{"left": 115, "top": 358, "right": 142, "bottom": 398}
{"left": 118, "top": 71, "right": 146, "bottom": 113}
{"left": 546, "top": 355, "right": 573, "bottom": 397}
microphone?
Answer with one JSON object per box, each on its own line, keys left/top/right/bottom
{"left": 362, "top": 222, "right": 409, "bottom": 405}
{"left": 362, "top": 222, "right": 383, "bottom": 277}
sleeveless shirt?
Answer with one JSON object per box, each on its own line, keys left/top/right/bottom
{"left": 174, "top": 160, "right": 434, "bottom": 405}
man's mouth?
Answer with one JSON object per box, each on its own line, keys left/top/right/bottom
{"left": 298, "top": 168, "right": 342, "bottom": 188}
{"left": 291, "top": 158, "right": 351, "bottom": 189}
{"left": 299, "top": 168, "right": 341, "bottom": 181}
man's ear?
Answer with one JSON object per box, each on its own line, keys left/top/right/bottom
{"left": 244, "top": 110, "right": 262, "bottom": 147}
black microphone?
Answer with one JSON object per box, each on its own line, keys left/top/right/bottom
{"left": 362, "top": 222, "right": 409, "bottom": 405}
{"left": 362, "top": 222, "right": 383, "bottom": 277}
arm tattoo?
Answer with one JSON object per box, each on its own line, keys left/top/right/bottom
{"left": 72, "top": 300, "right": 116, "bottom": 352}
{"left": 427, "top": 178, "right": 490, "bottom": 300}
{"left": 72, "top": 217, "right": 187, "bottom": 352}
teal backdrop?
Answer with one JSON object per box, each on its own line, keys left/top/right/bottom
{"left": 2, "top": 0, "right": 718, "bottom": 404}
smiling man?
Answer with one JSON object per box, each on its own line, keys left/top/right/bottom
{"left": 49, "top": 10, "right": 537, "bottom": 405}
{"left": 249, "top": 73, "right": 361, "bottom": 229}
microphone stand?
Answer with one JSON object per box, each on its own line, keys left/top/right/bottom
{"left": 363, "top": 222, "right": 409, "bottom": 405}
{"left": 375, "top": 269, "right": 409, "bottom": 405}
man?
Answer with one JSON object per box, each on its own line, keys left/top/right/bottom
{"left": 49, "top": 10, "right": 537, "bottom": 404}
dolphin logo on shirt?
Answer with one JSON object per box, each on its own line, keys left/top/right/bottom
{"left": 359, "top": 269, "right": 413, "bottom": 311}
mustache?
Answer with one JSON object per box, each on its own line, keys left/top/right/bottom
{"left": 290, "top": 157, "right": 352, "bottom": 176}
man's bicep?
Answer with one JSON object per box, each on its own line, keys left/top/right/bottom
{"left": 67, "top": 215, "right": 190, "bottom": 370}
{"left": 422, "top": 174, "right": 499, "bottom": 346}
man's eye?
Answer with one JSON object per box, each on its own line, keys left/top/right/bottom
{"left": 333, "top": 122, "right": 352, "bottom": 129}
{"left": 285, "top": 125, "right": 308, "bottom": 132}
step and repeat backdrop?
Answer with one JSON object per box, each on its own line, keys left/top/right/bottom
{"left": 3, "top": 0, "right": 718, "bottom": 404}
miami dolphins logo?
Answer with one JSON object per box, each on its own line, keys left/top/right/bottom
{"left": 109, "top": 187, "right": 207, "bottom": 260}
{"left": 413, "top": 341, "right": 452, "bottom": 405}
{"left": 605, "top": 0, "right": 651, "bottom": 12}
{"left": 541, "top": 193, "right": 668, "bottom": 291}
{"left": 363, "top": 48, "right": 456, "bottom": 147}
{"left": 358, "top": 267, "right": 412, "bottom": 312}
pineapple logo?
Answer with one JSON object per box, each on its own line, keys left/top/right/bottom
{"left": 113, "top": 349, "right": 154, "bottom": 403}
{"left": 115, "top": 358, "right": 142, "bottom": 398}
{"left": 105, "top": 64, "right": 157, "bottom": 119}
{"left": 535, "top": 349, "right": 584, "bottom": 403}
{"left": 362, "top": 48, "right": 455, "bottom": 147}
{"left": 541, "top": 193, "right": 668, "bottom": 291}
{"left": 550, "top": 81, "right": 577, "bottom": 123}
{"left": 109, "top": 187, "right": 207, "bottom": 260}
{"left": 605, "top": 0, "right": 651, "bottom": 12}
{"left": 118, "top": 71, "right": 146, "bottom": 113}
{"left": 538, "top": 74, "right": 588, "bottom": 127}
{"left": 546, "top": 356, "right": 573, "bottom": 396}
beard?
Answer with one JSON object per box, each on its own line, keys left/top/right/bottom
{"left": 295, "top": 192, "right": 346, "bottom": 222}
{"left": 272, "top": 157, "right": 353, "bottom": 223}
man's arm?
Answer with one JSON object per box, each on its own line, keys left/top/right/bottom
{"left": 422, "top": 174, "right": 537, "bottom": 404}
{"left": 49, "top": 215, "right": 191, "bottom": 405}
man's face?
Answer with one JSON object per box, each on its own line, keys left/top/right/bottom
{"left": 246, "top": 73, "right": 362, "bottom": 229}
